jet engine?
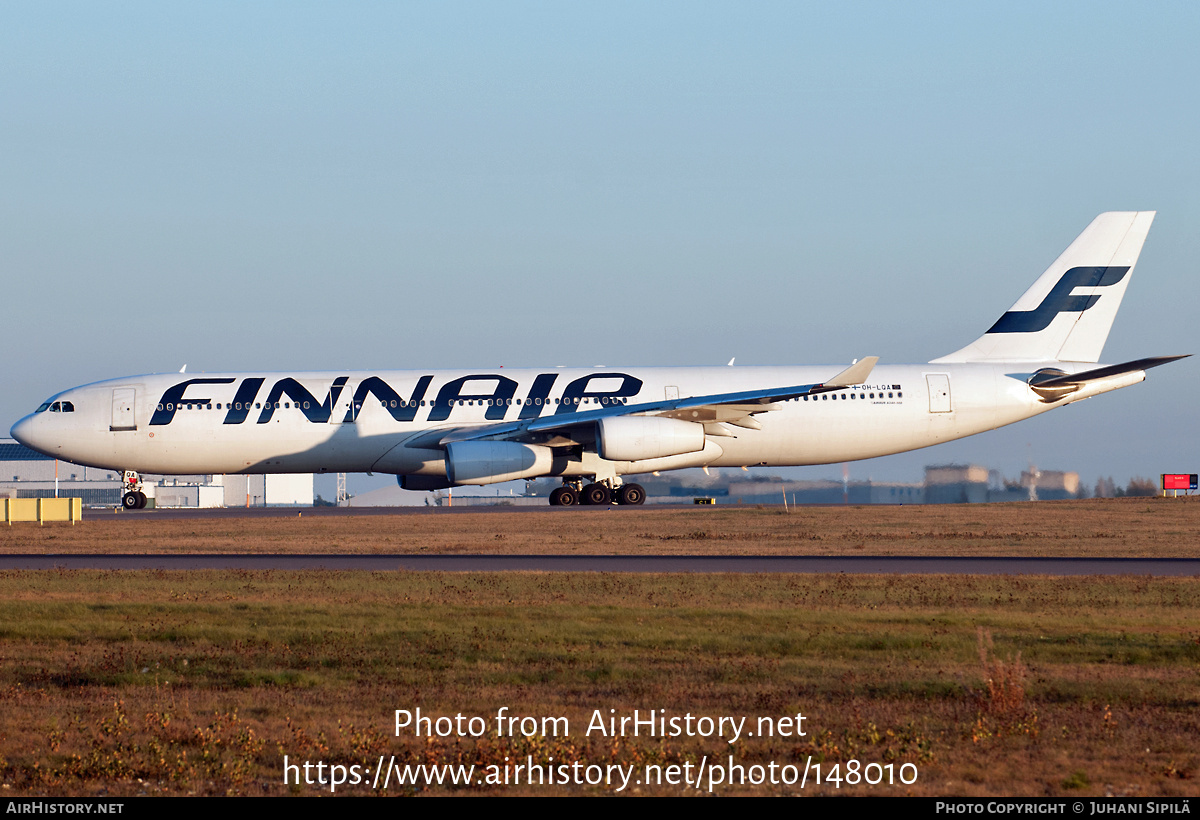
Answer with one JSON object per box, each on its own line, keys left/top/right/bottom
{"left": 596, "top": 416, "right": 706, "bottom": 461}
{"left": 444, "top": 440, "right": 553, "bottom": 485}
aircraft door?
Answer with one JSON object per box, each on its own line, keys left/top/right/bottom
{"left": 331, "top": 397, "right": 359, "bottom": 424}
{"left": 111, "top": 388, "right": 137, "bottom": 431}
{"left": 926, "top": 374, "right": 952, "bottom": 413}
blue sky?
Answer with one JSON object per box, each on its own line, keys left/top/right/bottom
{"left": 3, "top": 2, "right": 1196, "bottom": 495}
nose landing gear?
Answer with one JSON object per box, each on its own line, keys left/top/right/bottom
{"left": 121, "top": 471, "right": 148, "bottom": 510}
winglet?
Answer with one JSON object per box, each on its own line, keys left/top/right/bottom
{"left": 819, "top": 356, "right": 879, "bottom": 390}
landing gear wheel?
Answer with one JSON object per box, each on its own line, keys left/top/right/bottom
{"left": 135, "top": 492, "right": 147, "bottom": 509}
{"left": 618, "top": 484, "right": 646, "bottom": 506}
{"left": 581, "top": 483, "right": 612, "bottom": 506}
{"left": 550, "top": 487, "right": 578, "bottom": 507}
{"left": 122, "top": 492, "right": 140, "bottom": 510}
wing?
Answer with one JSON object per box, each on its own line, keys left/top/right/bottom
{"left": 412, "top": 357, "right": 879, "bottom": 449}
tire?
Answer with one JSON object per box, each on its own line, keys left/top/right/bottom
{"left": 122, "top": 492, "right": 140, "bottom": 510}
{"left": 582, "top": 483, "right": 611, "bottom": 505}
{"left": 557, "top": 487, "right": 577, "bottom": 507}
{"left": 549, "top": 487, "right": 565, "bottom": 506}
{"left": 618, "top": 484, "right": 646, "bottom": 506}
{"left": 135, "top": 492, "right": 147, "bottom": 509}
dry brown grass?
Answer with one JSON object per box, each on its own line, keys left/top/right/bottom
{"left": 1, "top": 497, "right": 1199, "bottom": 556}
{"left": 0, "top": 571, "right": 1198, "bottom": 796}
{"left": 1, "top": 498, "right": 1197, "bottom": 796}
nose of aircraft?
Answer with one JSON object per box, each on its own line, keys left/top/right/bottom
{"left": 10, "top": 414, "right": 49, "bottom": 456}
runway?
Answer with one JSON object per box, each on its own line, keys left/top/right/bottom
{"left": 2, "top": 554, "right": 1198, "bottom": 575}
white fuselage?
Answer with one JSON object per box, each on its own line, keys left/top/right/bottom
{"left": 9, "top": 362, "right": 1087, "bottom": 480}
{"left": 10, "top": 212, "right": 1174, "bottom": 497}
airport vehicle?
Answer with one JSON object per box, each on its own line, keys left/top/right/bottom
{"left": 11, "top": 212, "right": 1186, "bottom": 508}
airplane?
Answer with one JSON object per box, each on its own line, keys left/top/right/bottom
{"left": 10, "top": 211, "right": 1187, "bottom": 509}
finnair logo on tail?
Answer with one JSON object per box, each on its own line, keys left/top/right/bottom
{"left": 988, "top": 266, "right": 1130, "bottom": 334}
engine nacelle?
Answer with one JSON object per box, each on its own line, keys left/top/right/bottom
{"left": 445, "top": 441, "right": 553, "bottom": 485}
{"left": 597, "top": 416, "right": 706, "bottom": 461}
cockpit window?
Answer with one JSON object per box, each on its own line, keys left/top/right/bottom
{"left": 61, "top": 402, "right": 75, "bottom": 412}
{"left": 35, "top": 402, "right": 51, "bottom": 413}
{"left": 50, "top": 402, "right": 61, "bottom": 412}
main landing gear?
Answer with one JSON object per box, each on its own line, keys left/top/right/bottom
{"left": 548, "top": 480, "right": 645, "bottom": 507}
{"left": 121, "top": 470, "right": 148, "bottom": 510}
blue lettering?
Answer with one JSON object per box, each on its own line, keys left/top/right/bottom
{"left": 345, "top": 375, "right": 433, "bottom": 423}
{"left": 428, "top": 375, "right": 518, "bottom": 422}
{"left": 151, "top": 379, "right": 235, "bottom": 425}
{"left": 518, "top": 374, "right": 559, "bottom": 420}
{"left": 222, "top": 378, "right": 265, "bottom": 425}
{"left": 554, "top": 373, "right": 643, "bottom": 414}
{"left": 257, "top": 377, "right": 348, "bottom": 424}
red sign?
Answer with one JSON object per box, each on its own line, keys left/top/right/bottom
{"left": 1162, "top": 474, "right": 1197, "bottom": 490}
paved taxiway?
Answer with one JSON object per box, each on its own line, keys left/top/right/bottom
{"left": 2, "top": 554, "right": 1197, "bottom": 574}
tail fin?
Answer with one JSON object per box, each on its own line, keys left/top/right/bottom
{"left": 932, "top": 211, "right": 1155, "bottom": 363}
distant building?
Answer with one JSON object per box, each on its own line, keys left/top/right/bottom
{"left": 1022, "top": 470, "right": 1080, "bottom": 500}
{"left": 924, "top": 464, "right": 990, "bottom": 504}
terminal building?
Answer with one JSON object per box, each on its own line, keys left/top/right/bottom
{"left": 0, "top": 439, "right": 313, "bottom": 508}
{"left": 600, "top": 464, "right": 1080, "bottom": 506}
{"left": 1, "top": 437, "right": 1077, "bottom": 508}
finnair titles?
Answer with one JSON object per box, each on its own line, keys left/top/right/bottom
{"left": 12, "top": 212, "right": 1186, "bottom": 508}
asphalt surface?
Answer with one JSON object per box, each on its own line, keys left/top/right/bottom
{"left": 84, "top": 504, "right": 693, "bottom": 519}
{"left": 1, "top": 554, "right": 1197, "bottom": 575}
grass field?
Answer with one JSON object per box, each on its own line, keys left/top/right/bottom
{"left": 1, "top": 500, "right": 1198, "bottom": 796}
{"left": 2, "top": 497, "right": 1199, "bottom": 557}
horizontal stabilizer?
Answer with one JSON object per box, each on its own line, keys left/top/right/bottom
{"left": 1029, "top": 355, "right": 1189, "bottom": 402}
{"left": 1030, "top": 355, "right": 1189, "bottom": 389}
